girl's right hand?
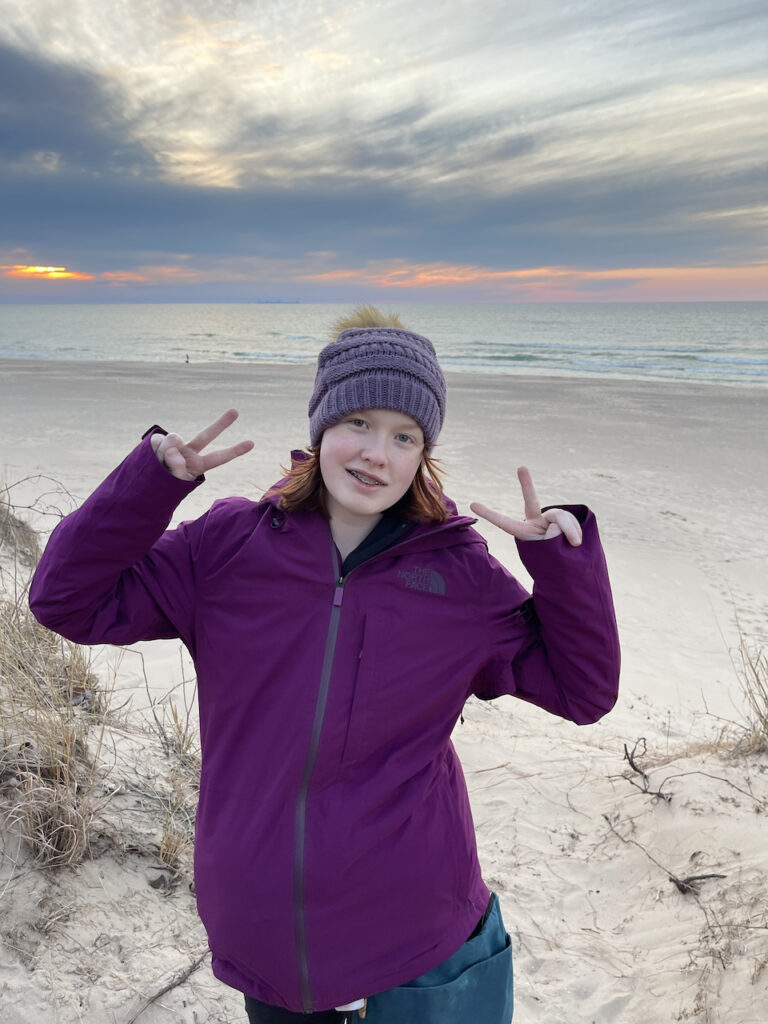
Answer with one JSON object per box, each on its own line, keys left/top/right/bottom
{"left": 150, "top": 408, "right": 254, "bottom": 481}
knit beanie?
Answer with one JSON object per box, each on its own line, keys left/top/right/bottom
{"left": 308, "top": 327, "right": 447, "bottom": 447}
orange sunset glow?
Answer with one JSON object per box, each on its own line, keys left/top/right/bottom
{"left": 1, "top": 264, "right": 94, "bottom": 281}
{"left": 303, "top": 261, "right": 768, "bottom": 301}
{"left": 2, "top": 259, "right": 766, "bottom": 300}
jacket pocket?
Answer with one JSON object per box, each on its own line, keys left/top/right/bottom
{"left": 363, "top": 939, "right": 513, "bottom": 1024}
{"left": 337, "top": 608, "right": 390, "bottom": 767}
{"left": 338, "top": 606, "right": 467, "bottom": 770}
{"left": 363, "top": 895, "right": 514, "bottom": 1024}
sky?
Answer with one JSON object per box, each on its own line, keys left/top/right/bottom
{"left": 1, "top": 0, "right": 766, "bottom": 302}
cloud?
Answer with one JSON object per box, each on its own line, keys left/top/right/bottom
{"left": 3, "top": 0, "right": 764, "bottom": 193}
{"left": 2, "top": 246, "right": 765, "bottom": 303}
{"left": 301, "top": 259, "right": 768, "bottom": 301}
{"left": 0, "top": 1, "right": 766, "bottom": 299}
{"left": 2, "top": 151, "right": 765, "bottom": 284}
{"left": 0, "top": 42, "right": 156, "bottom": 179}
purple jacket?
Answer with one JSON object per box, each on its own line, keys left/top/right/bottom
{"left": 29, "top": 437, "right": 620, "bottom": 1012}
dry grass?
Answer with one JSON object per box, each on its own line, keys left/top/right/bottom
{"left": 0, "top": 503, "right": 40, "bottom": 568}
{"left": 733, "top": 635, "right": 768, "bottom": 755}
{"left": 1, "top": 602, "right": 199, "bottom": 879}
{"left": 0, "top": 481, "right": 109, "bottom": 868}
{"left": 634, "top": 630, "right": 768, "bottom": 767}
{"left": 0, "top": 491, "right": 220, "bottom": 1024}
{"left": 9, "top": 777, "right": 89, "bottom": 865}
{"left": 144, "top": 663, "right": 200, "bottom": 874}
{"left": 159, "top": 810, "right": 193, "bottom": 872}
{"left": 1, "top": 484, "right": 204, "bottom": 883}
{"left": 0, "top": 595, "right": 107, "bottom": 866}
{"left": 0, "top": 473, "right": 77, "bottom": 572}
{"left": 139, "top": 646, "right": 201, "bottom": 774}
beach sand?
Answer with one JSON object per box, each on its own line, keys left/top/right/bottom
{"left": 1, "top": 358, "right": 766, "bottom": 1023}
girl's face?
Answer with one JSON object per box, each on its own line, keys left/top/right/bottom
{"left": 319, "top": 409, "right": 425, "bottom": 528}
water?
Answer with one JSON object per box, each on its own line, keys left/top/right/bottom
{"left": 1, "top": 302, "right": 767, "bottom": 386}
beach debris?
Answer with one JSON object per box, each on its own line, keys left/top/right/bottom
{"left": 669, "top": 873, "right": 727, "bottom": 896}
{"left": 69, "top": 688, "right": 95, "bottom": 710}
{"left": 147, "top": 868, "right": 174, "bottom": 891}
{"left": 623, "top": 737, "right": 673, "bottom": 803}
{"left": 124, "top": 946, "right": 209, "bottom": 1024}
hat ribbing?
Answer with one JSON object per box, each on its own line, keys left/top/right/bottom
{"left": 308, "top": 327, "right": 446, "bottom": 447}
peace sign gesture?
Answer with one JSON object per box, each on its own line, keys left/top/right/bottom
{"left": 470, "top": 467, "right": 582, "bottom": 546}
{"left": 150, "top": 409, "right": 254, "bottom": 481}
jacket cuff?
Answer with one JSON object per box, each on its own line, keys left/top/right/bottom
{"left": 138, "top": 427, "right": 205, "bottom": 486}
{"left": 515, "top": 505, "right": 599, "bottom": 577}
{"left": 141, "top": 423, "right": 168, "bottom": 440}
{"left": 135, "top": 433, "right": 206, "bottom": 496}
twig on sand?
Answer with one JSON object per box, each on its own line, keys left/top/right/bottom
{"left": 623, "top": 738, "right": 673, "bottom": 803}
{"left": 602, "top": 815, "right": 725, "bottom": 930}
{"left": 669, "top": 873, "right": 727, "bottom": 896}
{"left": 657, "top": 769, "right": 765, "bottom": 809}
{"left": 124, "top": 947, "right": 209, "bottom": 1023}
{"left": 621, "top": 735, "right": 766, "bottom": 809}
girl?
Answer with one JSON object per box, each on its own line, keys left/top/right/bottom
{"left": 29, "top": 308, "right": 620, "bottom": 1023}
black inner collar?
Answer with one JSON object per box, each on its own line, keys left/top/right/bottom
{"left": 340, "top": 513, "right": 417, "bottom": 577}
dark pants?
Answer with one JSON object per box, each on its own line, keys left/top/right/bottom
{"left": 244, "top": 999, "right": 342, "bottom": 1023}
{"left": 244, "top": 894, "right": 512, "bottom": 1024}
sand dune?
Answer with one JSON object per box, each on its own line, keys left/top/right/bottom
{"left": 1, "top": 359, "right": 766, "bottom": 1023}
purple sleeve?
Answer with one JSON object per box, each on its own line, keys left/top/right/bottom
{"left": 473, "top": 505, "right": 620, "bottom": 725}
{"left": 28, "top": 436, "right": 205, "bottom": 650}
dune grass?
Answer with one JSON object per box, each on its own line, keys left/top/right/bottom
{"left": 1, "top": 479, "right": 109, "bottom": 867}
{"left": 1, "top": 481, "right": 201, "bottom": 879}
{"left": 734, "top": 634, "right": 768, "bottom": 755}
{"left": 0, "top": 592, "right": 106, "bottom": 866}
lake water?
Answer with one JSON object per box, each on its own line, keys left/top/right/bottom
{"left": 1, "top": 301, "right": 767, "bottom": 386}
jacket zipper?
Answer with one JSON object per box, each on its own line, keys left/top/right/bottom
{"left": 292, "top": 519, "right": 469, "bottom": 1011}
{"left": 294, "top": 535, "right": 344, "bottom": 1012}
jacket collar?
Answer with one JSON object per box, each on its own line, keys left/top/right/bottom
{"left": 260, "top": 452, "right": 481, "bottom": 553}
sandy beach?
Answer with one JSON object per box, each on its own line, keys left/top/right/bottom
{"left": 1, "top": 358, "right": 767, "bottom": 1023}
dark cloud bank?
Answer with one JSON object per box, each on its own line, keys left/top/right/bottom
{"left": 1, "top": 36, "right": 765, "bottom": 298}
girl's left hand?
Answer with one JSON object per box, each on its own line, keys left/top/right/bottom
{"left": 470, "top": 466, "right": 583, "bottom": 546}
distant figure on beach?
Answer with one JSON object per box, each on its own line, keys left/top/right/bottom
{"left": 29, "top": 306, "right": 620, "bottom": 1023}
{"left": 185, "top": 352, "right": 189, "bottom": 364}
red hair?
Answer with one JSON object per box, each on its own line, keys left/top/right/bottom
{"left": 267, "top": 447, "right": 448, "bottom": 523}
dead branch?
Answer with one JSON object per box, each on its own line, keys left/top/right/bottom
{"left": 623, "top": 738, "right": 672, "bottom": 803}
{"left": 671, "top": 874, "right": 727, "bottom": 896}
{"left": 124, "top": 947, "right": 209, "bottom": 1023}
{"left": 602, "top": 815, "right": 724, "bottom": 932}
{"left": 657, "top": 770, "right": 765, "bottom": 810}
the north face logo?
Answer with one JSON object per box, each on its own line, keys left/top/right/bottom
{"left": 397, "top": 566, "right": 446, "bottom": 595}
